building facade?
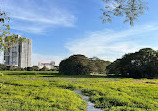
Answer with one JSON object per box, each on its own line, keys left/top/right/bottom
{"left": 38, "top": 61, "right": 55, "bottom": 70}
{"left": 4, "top": 35, "right": 32, "bottom": 68}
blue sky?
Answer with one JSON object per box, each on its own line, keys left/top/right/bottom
{"left": 1, "top": 0, "right": 158, "bottom": 65}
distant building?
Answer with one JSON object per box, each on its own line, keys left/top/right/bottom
{"left": 38, "top": 61, "right": 55, "bottom": 70}
{"left": 4, "top": 35, "right": 32, "bottom": 68}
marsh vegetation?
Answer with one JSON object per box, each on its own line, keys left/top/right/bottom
{"left": 0, "top": 71, "right": 158, "bottom": 111}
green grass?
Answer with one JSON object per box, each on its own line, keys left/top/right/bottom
{"left": 0, "top": 71, "right": 158, "bottom": 111}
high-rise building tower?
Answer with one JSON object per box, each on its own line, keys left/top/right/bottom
{"left": 4, "top": 35, "right": 32, "bottom": 68}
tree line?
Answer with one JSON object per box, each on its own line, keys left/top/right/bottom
{"left": 107, "top": 48, "right": 158, "bottom": 78}
{"left": 59, "top": 48, "right": 158, "bottom": 78}
{"left": 0, "top": 65, "right": 59, "bottom": 71}
{"left": 1, "top": 48, "right": 158, "bottom": 78}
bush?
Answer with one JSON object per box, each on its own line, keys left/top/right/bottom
{"left": 0, "top": 72, "right": 4, "bottom": 76}
{"left": 40, "top": 66, "right": 49, "bottom": 71}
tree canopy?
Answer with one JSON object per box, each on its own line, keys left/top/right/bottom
{"left": 59, "top": 55, "right": 111, "bottom": 75}
{"left": 89, "top": 57, "right": 111, "bottom": 74}
{"left": 0, "top": 9, "right": 24, "bottom": 53}
{"left": 107, "top": 48, "right": 158, "bottom": 78}
{"left": 59, "top": 55, "right": 91, "bottom": 75}
{"left": 101, "top": 0, "right": 147, "bottom": 26}
{"left": 0, "top": 9, "right": 10, "bottom": 52}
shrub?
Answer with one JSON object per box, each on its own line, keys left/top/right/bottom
{"left": 0, "top": 72, "right": 4, "bottom": 76}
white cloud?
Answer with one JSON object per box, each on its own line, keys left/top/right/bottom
{"left": 66, "top": 24, "right": 158, "bottom": 62}
{"left": 1, "top": 0, "right": 76, "bottom": 33}
{"left": 12, "top": 23, "right": 48, "bottom": 34}
{"left": 32, "top": 53, "right": 65, "bottom": 66}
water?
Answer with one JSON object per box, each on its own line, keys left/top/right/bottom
{"left": 74, "top": 90, "right": 102, "bottom": 111}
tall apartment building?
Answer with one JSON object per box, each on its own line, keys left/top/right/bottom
{"left": 4, "top": 35, "right": 32, "bottom": 68}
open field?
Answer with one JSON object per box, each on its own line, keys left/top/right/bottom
{"left": 0, "top": 71, "right": 158, "bottom": 111}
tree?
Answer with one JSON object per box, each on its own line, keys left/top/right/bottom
{"left": 59, "top": 55, "right": 111, "bottom": 75}
{"left": 26, "top": 67, "right": 33, "bottom": 71}
{"left": 0, "top": 9, "right": 24, "bottom": 54}
{"left": 32, "top": 66, "right": 39, "bottom": 71}
{"left": 13, "top": 66, "right": 24, "bottom": 71}
{"left": 106, "top": 59, "right": 121, "bottom": 75}
{"left": 0, "top": 64, "right": 7, "bottom": 71}
{"left": 101, "top": 0, "right": 147, "bottom": 26}
{"left": 52, "top": 66, "right": 59, "bottom": 71}
{"left": 59, "top": 54, "right": 93, "bottom": 75}
{"left": 40, "top": 66, "right": 49, "bottom": 71}
{"left": 0, "top": 9, "right": 10, "bottom": 52}
{"left": 9, "top": 65, "right": 14, "bottom": 71}
{"left": 107, "top": 48, "right": 158, "bottom": 78}
{"left": 89, "top": 57, "right": 111, "bottom": 74}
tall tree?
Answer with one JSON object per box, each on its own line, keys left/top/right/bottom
{"left": 59, "top": 55, "right": 92, "bottom": 75}
{"left": 101, "top": 0, "right": 147, "bottom": 26}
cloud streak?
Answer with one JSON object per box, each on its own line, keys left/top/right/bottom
{"left": 1, "top": 0, "right": 76, "bottom": 33}
{"left": 66, "top": 24, "right": 158, "bottom": 61}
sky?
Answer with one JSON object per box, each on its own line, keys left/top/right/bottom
{"left": 1, "top": 0, "right": 158, "bottom": 66}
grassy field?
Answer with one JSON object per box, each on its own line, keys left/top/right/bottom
{"left": 0, "top": 71, "right": 158, "bottom": 111}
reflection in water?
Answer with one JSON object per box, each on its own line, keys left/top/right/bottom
{"left": 74, "top": 90, "right": 102, "bottom": 111}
